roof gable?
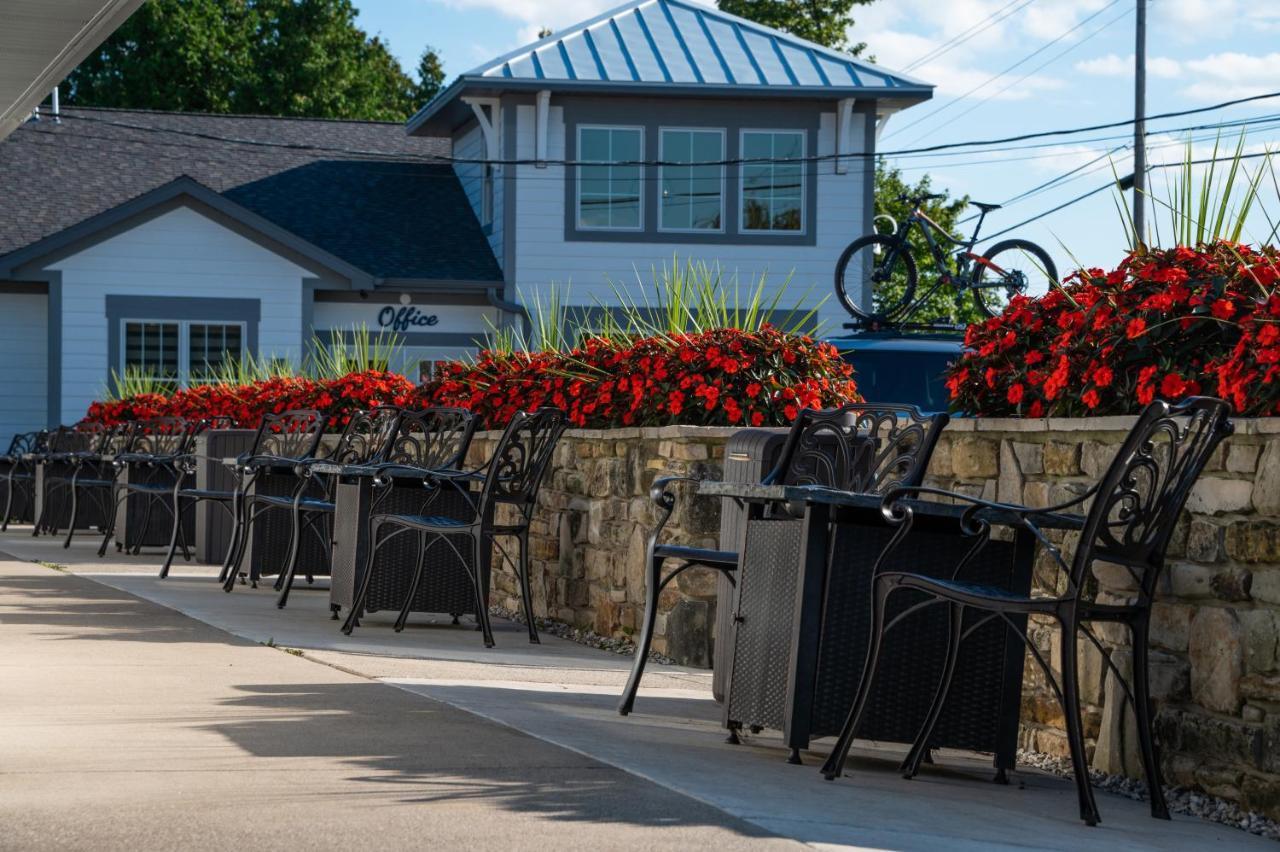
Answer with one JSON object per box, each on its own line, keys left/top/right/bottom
{"left": 408, "top": 0, "right": 930, "bottom": 134}
{"left": 472, "top": 0, "right": 924, "bottom": 89}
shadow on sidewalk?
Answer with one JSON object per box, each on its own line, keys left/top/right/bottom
{"left": 203, "top": 680, "right": 776, "bottom": 834}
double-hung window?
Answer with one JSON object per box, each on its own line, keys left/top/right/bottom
{"left": 577, "top": 126, "right": 643, "bottom": 230}
{"left": 740, "top": 129, "right": 805, "bottom": 233}
{"left": 123, "top": 320, "right": 244, "bottom": 388}
{"left": 659, "top": 129, "right": 724, "bottom": 232}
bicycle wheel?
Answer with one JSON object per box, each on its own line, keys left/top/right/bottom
{"left": 970, "top": 238, "right": 1058, "bottom": 319}
{"left": 834, "top": 234, "right": 918, "bottom": 323}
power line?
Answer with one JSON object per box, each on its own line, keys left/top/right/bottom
{"left": 897, "top": 3, "right": 1135, "bottom": 148}
{"left": 982, "top": 147, "right": 1280, "bottom": 240}
{"left": 902, "top": 0, "right": 1036, "bottom": 73}
{"left": 47, "top": 90, "right": 1280, "bottom": 170}
{"left": 884, "top": 0, "right": 1124, "bottom": 142}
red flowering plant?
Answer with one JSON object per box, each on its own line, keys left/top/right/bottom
{"left": 410, "top": 325, "right": 860, "bottom": 429}
{"left": 84, "top": 393, "right": 170, "bottom": 427}
{"left": 947, "top": 240, "right": 1280, "bottom": 416}
{"left": 321, "top": 369, "right": 415, "bottom": 428}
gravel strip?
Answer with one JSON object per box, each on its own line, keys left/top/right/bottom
{"left": 490, "top": 606, "right": 676, "bottom": 664}
{"left": 1017, "top": 749, "right": 1280, "bottom": 841}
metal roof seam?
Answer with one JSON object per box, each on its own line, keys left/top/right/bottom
{"left": 657, "top": 0, "right": 703, "bottom": 84}
{"left": 632, "top": 8, "right": 673, "bottom": 83}
{"left": 693, "top": 7, "right": 736, "bottom": 84}
{"left": 769, "top": 36, "right": 801, "bottom": 87}
{"left": 581, "top": 27, "right": 610, "bottom": 80}
{"left": 608, "top": 18, "right": 642, "bottom": 82}
{"left": 730, "top": 21, "right": 768, "bottom": 85}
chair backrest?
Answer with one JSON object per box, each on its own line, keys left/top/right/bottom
{"left": 248, "top": 410, "right": 326, "bottom": 461}
{"left": 766, "top": 403, "right": 949, "bottom": 494}
{"left": 327, "top": 407, "right": 403, "bottom": 466}
{"left": 129, "top": 417, "right": 193, "bottom": 457}
{"left": 5, "top": 431, "right": 41, "bottom": 457}
{"left": 480, "top": 408, "right": 567, "bottom": 514}
{"left": 384, "top": 407, "right": 477, "bottom": 471}
{"left": 1073, "top": 397, "right": 1233, "bottom": 600}
{"left": 72, "top": 422, "right": 113, "bottom": 455}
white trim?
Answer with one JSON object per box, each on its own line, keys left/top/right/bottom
{"left": 535, "top": 89, "right": 551, "bottom": 167}
{"left": 738, "top": 128, "right": 807, "bottom": 236}
{"left": 657, "top": 127, "right": 727, "bottom": 234}
{"left": 575, "top": 124, "right": 645, "bottom": 232}
{"left": 120, "top": 317, "right": 247, "bottom": 388}
{"left": 463, "top": 97, "right": 501, "bottom": 162}
{"left": 835, "top": 98, "right": 855, "bottom": 175}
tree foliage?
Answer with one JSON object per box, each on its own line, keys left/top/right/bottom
{"left": 65, "top": 0, "right": 443, "bottom": 121}
{"left": 717, "top": 0, "right": 871, "bottom": 55}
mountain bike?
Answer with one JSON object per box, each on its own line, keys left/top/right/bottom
{"left": 833, "top": 194, "right": 1058, "bottom": 324}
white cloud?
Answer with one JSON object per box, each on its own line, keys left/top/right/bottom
{"left": 1075, "top": 53, "right": 1181, "bottom": 79}
{"left": 1180, "top": 52, "right": 1280, "bottom": 101}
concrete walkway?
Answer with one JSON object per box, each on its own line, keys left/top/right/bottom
{"left": 0, "top": 560, "right": 788, "bottom": 851}
{"left": 2, "top": 529, "right": 1273, "bottom": 850}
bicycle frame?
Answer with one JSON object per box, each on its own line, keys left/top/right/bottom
{"left": 888, "top": 205, "right": 1013, "bottom": 315}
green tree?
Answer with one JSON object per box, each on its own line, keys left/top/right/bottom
{"left": 413, "top": 47, "right": 446, "bottom": 106}
{"left": 873, "top": 164, "right": 986, "bottom": 324}
{"left": 65, "top": 0, "right": 431, "bottom": 121}
{"left": 717, "top": 0, "right": 871, "bottom": 55}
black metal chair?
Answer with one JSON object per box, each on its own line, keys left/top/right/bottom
{"left": 341, "top": 407, "right": 566, "bottom": 647}
{"left": 246, "top": 406, "right": 403, "bottom": 609}
{"left": 158, "top": 410, "right": 326, "bottom": 581}
{"left": 62, "top": 422, "right": 143, "bottom": 548}
{"left": 618, "top": 403, "right": 950, "bottom": 716}
{"left": 820, "top": 397, "right": 1233, "bottom": 828}
{"left": 95, "top": 417, "right": 207, "bottom": 558}
{"left": 217, "top": 410, "right": 331, "bottom": 592}
{"left": 37, "top": 423, "right": 118, "bottom": 538}
{"left": 1, "top": 430, "right": 46, "bottom": 530}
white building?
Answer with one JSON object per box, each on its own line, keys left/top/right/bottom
{"left": 0, "top": 0, "right": 931, "bottom": 442}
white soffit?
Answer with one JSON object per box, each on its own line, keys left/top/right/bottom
{"left": 0, "top": 0, "right": 146, "bottom": 140}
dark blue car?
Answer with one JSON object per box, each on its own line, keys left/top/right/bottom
{"left": 825, "top": 333, "right": 965, "bottom": 415}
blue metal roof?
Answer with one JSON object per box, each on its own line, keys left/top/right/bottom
{"left": 407, "top": 0, "right": 931, "bottom": 134}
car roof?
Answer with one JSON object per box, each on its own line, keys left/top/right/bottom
{"left": 824, "top": 333, "right": 967, "bottom": 354}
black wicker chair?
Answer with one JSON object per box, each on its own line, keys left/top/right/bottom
{"left": 0, "top": 430, "right": 46, "bottom": 529}
{"left": 618, "top": 402, "right": 950, "bottom": 716}
{"left": 158, "top": 410, "right": 326, "bottom": 581}
{"left": 341, "top": 407, "right": 566, "bottom": 647}
{"left": 245, "top": 406, "right": 403, "bottom": 608}
{"left": 95, "top": 417, "right": 209, "bottom": 558}
{"left": 820, "top": 397, "right": 1233, "bottom": 828}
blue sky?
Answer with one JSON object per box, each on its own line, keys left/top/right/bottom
{"left": 354, "top": 0, "right": 1280, "bottom": 287}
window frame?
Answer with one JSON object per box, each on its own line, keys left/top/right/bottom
{"left": 738, "top": 128, "right": 808, "bottom": 236}
{"left": 657, "top": 127, "right": 727, "bottom": 235}
{"left": 120, "top": 318, "right": 248, "bottom": 388}
{"left": 575, "top": 124, "right": 646, "bottom": 233}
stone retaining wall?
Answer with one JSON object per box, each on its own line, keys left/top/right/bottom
{"left": 471, "top": 418, "right": 1280, "bottom": 818}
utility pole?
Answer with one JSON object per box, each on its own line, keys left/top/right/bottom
{"left": 1133, "top": 0, "right": 1147, "bottom": 244}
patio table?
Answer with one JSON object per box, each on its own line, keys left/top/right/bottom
{"left": 699, "top": 480, "right": 1083, "bottom": 775}
{"left": 312, "top": 461, "right": 479, "bottom": 622}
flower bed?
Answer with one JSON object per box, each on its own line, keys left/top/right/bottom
{"left": 409, "top": 326, "right": 858, "bottom": 429}
{"left": 948, "top": 241, "right": 1280, "bottom": 417}
{"left": 82, "top": 327, "right": 859, "bottom": 430}
{"left": 84, "top": 370, "right": 414, "bottom": 428}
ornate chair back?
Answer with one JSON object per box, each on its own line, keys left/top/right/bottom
{"left": 767, "top": 403, "right": 948, "bottom": 493}
{"left": 248, "top": 410, "right": 327, "bottom": 461}
{"left": 328, "top": 407, "right": 403, "bottom": 466}
{"left": 385, "top": 407, "right": 477, "bottom": 471}
{"left": 1072, "top": 397, "right": 1233, "bottom": 603}
{"left": 479, "top": 408, "right": 567, "bottom": 518}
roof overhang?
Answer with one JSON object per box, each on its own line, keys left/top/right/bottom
{"left": 407, "top": 75, "right": 933, "bottom": 136}
{"left": 0, "top": 176, "right": 377, "bottom": 287}
{"left": 0, "top": 0, "right": 147, "bottom": 141}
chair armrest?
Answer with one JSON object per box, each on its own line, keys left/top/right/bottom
{"left": 649, "top": 475, "right": 705, "bottom": 510}
{"left": 880, "top": 485, "right": 1089, "bottom": 530}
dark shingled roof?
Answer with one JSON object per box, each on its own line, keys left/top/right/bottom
{"left": 0, "top": 107, "right": 502, "bottom": 282}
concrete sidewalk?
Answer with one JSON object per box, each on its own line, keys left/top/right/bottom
{"left": 0, "top": 560, "right": 789, "bottom": 851}
{"left": 3, "top": 529, "right": 1274, "bottom": 850}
